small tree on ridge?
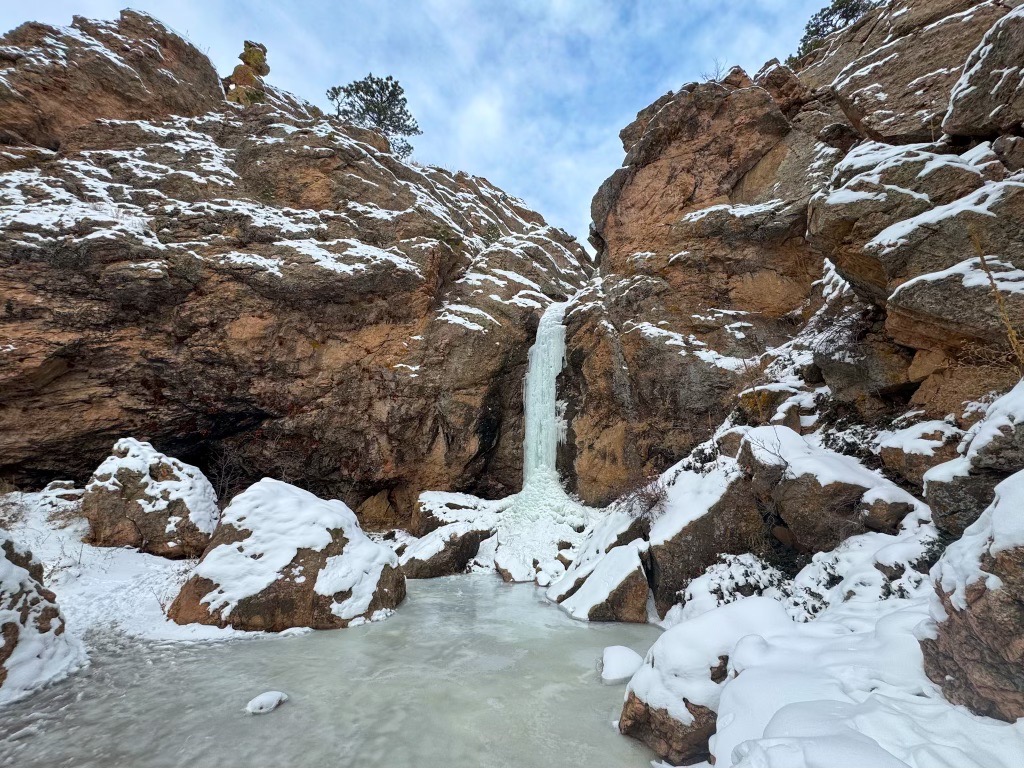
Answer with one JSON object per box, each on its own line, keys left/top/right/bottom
{"left": 327, "top": 74, "right": 422, "bottom": 159}
{"left": 790, "top": 0, "right": 883, "bottom": 64}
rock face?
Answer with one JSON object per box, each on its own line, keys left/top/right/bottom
{"left": 923, "top": 470, "right": 1024, "bottom": 722}
{"left": 82, "top": 438, "right": 218, "bottom": 558}
{"left": 168, "top": 479, "right": 405, "bottom": 631}
{"left": 944, "top": 6, "right": 1024, "bottom": 138}
{"left": 0, "top": 531, "right": 83, "bottom": 704}
{"left": 924, "top": 379, "right": 1024, "bottom": 536}
{"left": 565, "top": 61, "right": 835, "bottom": 503}
{"left": 0, "top": 10, "right": 225, "bottom": 149}
{"left": 0, "top": 13, "right": 590, "bottom": 527}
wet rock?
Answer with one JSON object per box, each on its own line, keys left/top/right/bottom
{"left": 82, "top": 438, "right": 218, "bottom": 558}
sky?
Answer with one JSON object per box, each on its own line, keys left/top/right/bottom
{"left": 0, "top": 1, "right": 825, "bottom": 243}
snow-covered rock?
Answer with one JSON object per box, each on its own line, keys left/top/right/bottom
{"left": 925, "top": 378, "right": 1024, "bottom": 536}
{"left": 245, "top": 690, "right": 288, "bottom": 715}
{"left": 557, "top": 540, "right": 649, "bottom": 623}
{"left": 601, "top": 645, "right": 643, "bottom": 685}
{"left": 398, "top": 521, "right": 495, "bottom": 579}
{"left": 168, "top": 479, "right": 404, "bottom": 631}
{"left": 82, "top": 438, "right": 218, "bottom": 558}
{"left": 923, "top": 468, "right": 1024, "bottom": 722}
{"left": 0, "top": 530, "right": 85, "bottom": 706}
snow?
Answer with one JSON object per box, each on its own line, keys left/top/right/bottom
{"left": 398, "top": 521, "right": 492, "bottom": 567}
{"left": 195, "top": 479, "right": 397, "bottom": 622}
{"left": 741, "top": 426, "right": 926, "bottom": 511}
{"left": 245, "top": 690, "right": 288, "bottom": 714}
{"left": 601, "top": 645, "right": 643, "bottom": 684}
{"left": 933, "top": 469, "right": 1024, "bottom": 611}
{"left": 891, "top": 256, "right": 1024, "bottom": 298}
{"left": 0, "top": 528, "right": 86, "bottom": 707}
{"left": 87, "top": 438, "right": 218, "bottom": 535}
{"left": 4, "top": 484, "right": 243, "bottom": 643}
{"left": 874, "top": 419, "right": 962, "bottom": 457}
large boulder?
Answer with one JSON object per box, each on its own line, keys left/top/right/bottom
{"left": 0, "top": 531, "right": 84, "bottom": 705}
{"left": 555, "top": 540, "right": 649, "bottom": 623}
{"left": 168, "top": 479, "right": 405, "bottom": 631}
{"left": 619, "top": 598, "right": 794, "bottom": 765}
{"left": 944, "top": 6, "right": 1024, "bottom": 137}
{"left": 0, "top": 10, "right": 225, "bottom": 148}
{"left": 923, "top": 469, "right": 1024, "bottom": 721}
{"left": 82, "top": 438, "right": 218, "bottom": 558}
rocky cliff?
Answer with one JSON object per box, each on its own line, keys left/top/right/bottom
{"left": 0, "top": 11, "right": 591, "bottom": 527}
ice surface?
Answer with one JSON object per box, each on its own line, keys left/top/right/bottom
{"left": 0, "top": 577, "right": 659, "bottom": 768}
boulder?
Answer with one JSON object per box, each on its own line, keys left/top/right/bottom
{"left": 619, "top": 690, "right": 717, "bottom": 766}
{"left": 923, "top": 470, "right": 1024, "bottom": 721}
{"left": 82, "top": 438, "right": 218, "bottom": 558}
{"left": 168, "top": 479, "right": 405, "bottom": 631}
{"left": 944, "top": 7, "right": 1024, "bottom": 137}
{"left": 739, "top": 426, "right": 920, "bottom": 552}
{"left": 398, "top": 522, "right": 494, "bottom": 578}
{"left": 0, "top": 531, "right": 83, "bottom": 704}
{"left": 224, "top": 41, "right": 270, "bottom": 107}
{"left": 0, "top": 10, "right": 225, "bottom": 148}
{"left": 619, "top": 597, "right": 794, "bottom": 764}
{"left": 876, "top": 419, "right": 964, "bottom": 488}
{"left": 556, "top": 541, "right": 649, "bottom": 623}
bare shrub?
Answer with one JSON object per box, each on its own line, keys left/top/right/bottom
{"left": 620, "top": 476, "right": 669, "bottom": 523}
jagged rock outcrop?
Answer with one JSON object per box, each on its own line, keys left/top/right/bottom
{"left": 224, "top": 41, "right": 270, "bottom": 107}
{"left": 82, "top": 438, "right": 218, "bottom": 558}
{"left": 0, "top": 10, "right": 225, "bottom": 149}
{"left": 563, "top": 61, "right": 841, "bottom": 503}
{"left": 0, "top": 531, "right": 83, "bottom": 704}
{"left": 169, "top": 479, "right": 405, "bottom": 631}
{"left": 0, "top": 13, "right": 590, "bottom": 526}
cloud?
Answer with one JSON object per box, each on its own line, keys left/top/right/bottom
{"left": 0, "top": 0, "right": 826, "bottom": 243}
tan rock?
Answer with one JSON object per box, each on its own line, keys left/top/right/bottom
{"left": 619, "top": 690, "right": 716, "bottom": 766}
{"left": 0, "top": 11, "right": 225, "bottom": 149}
{"left": 82, "top": 439, "right": 218, "bottom": 559}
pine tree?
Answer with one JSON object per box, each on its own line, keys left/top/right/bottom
{"left": 791, "top": 0, "right": 882, "bottom": 63}
{"left": 327, "top": 74, "right": 422, "bottom": 159}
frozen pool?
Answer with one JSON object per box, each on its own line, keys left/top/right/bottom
{"left": 0, "top": 574, "right": 660, "bottom": 768}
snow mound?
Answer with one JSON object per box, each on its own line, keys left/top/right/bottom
{"left": 601, "top": 646, "right": 643, "bottom": 684}
{"left": 245, "top": 690, "right": 288, "bottom": 714}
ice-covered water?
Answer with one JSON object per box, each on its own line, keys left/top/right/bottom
{"left": 0, "top": 576, "right": 659, "bottom": 768}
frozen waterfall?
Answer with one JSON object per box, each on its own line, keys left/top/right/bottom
{"left": 522, "top": 301, "right": 569, "bottom": 483}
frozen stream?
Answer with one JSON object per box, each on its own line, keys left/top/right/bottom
{"left": 0, "top": 575, "right": 659, "bottom": 768}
